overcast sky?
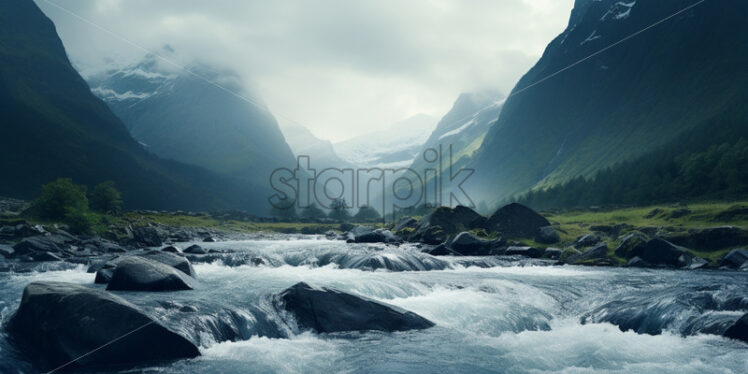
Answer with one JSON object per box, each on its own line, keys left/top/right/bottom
{"left": 36, "top": 0, "right": 574, "bottom": 142}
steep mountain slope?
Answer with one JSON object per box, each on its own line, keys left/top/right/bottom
{"left": 281, "top": 125, "right": 353, "bottom": 170}
{"left": 334, "top": 114, "right": 437, "bottom": 168}
{"left": 0, "top": 0, "right": 257, "bottom": 211}
{"left": 466, "top": 0, "right": 748, "bottom": 205}
{"left": 87, "top": 55, "right": 296, "bottom": 179}
{"left": 409, "top": 90, "right": 504, "bottom": 176}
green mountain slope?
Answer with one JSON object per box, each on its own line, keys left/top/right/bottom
{"left": 466, "top": 0, "right": 748, "bottom": 205}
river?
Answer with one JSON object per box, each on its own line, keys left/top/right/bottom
{"left": 1, "top": 237, "right": 746, "bottom": 373}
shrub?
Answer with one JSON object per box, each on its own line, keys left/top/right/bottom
{"left": 33, "top": 178, "right": 88, "bottom": 220}
{"left": 90, "top": 181, "right": 123, "bottom": 214}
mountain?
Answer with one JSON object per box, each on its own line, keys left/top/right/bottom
{"left": 87, "top": 54, "right": 296, "bottom": 181}
{"left": 334, "top": 114, "right": 437, "bottom": 168}
{"left": 281, "top": 125, "right": 353, "bottom": 170}
{"left": 464, "top": 0, "right": 748, "bottom": 206}
{"left": 409, "top": 90, "right": 504, "bottom": 177}
{"left": 0, "top": 0, "right": 263, "bottom": 212}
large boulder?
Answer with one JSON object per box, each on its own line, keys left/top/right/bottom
{"left": 723, "top": 313, "right": 748, "bottom": 343}
{"left": 484, "top": 203, "right": 550, "bottom": 238}
{"left": 410, "top": 206, "right": 485, "bottom": 242}
{"left": 720, "top": 249, "right": 748, "bottom": 269}
{"left": 633, "top": 238, "right": 706, "bottom": 268}
{"left": 106, "top": 257, "right": 196, "bottom": 292}
{"left": 447, "top": 232, "right": 503, "bottom": 256}
{"left": 274, "top": 282, "right": 434, "bottom": 333}
{"left": 132, "top": 226, "right": 168, "bottom": 247}
{"left": 666, "top": 226, "right": 748, "bottom": 251}
{"left": 614, "top": 232, "right": 649, "bottom": 259}
{"left": 0, "top": 244, "right": 14, "bottom": 258}
{"left": 6, "top": 282, "right": 199, "bottom": 371}
{"left": 12, "top": 234, "right": 74, "bottom": 256}
{"left": 139, "top": 250, "right": 196, "bottom": 277}
{"left": 535, "top": 226, "right": 560, "bottom": 244}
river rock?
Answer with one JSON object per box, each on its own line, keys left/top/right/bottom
{"left": 107, "top": 257, "right": 196, "bottom": 292}
{"left": 505, "top": 246, "right": 543, "bottom": 258}
{"left": 30, "top": 251, "right": 63, "bottom": 262}
{"left": 723, "top": 313, "right": 748, "bottom": 343}
{"left": 132, "top": 225, "right": 168, "bottom": 247}
{"left": 484, "top": 203, "right": 549, "bottom": 238}
{"left": 422, "top": 244, "right": 462, "bottom": 256}
{"left": 162, "top": 245, "right": 182, "bottom": 253}
{"left": 355, "top": 229, "right": 399, "bottom": 243}
{"left": 614, "top": 232, "right": 649, "bottom": 259}
{"left": 543, "top": 247, "right": 563, "bottom": 259}
{"left": 411, "top": 206, "right": 485, "bottom": 243}
{"left": 566, "top": 243, "right": 609, "bottom": 264}
{"left": 448, "top": 232, "right": 503, "bottom": 256}
{"left": 139, "top": 250, "right": 196, "bottom": 277}
{"left": 637, "top": 238, "right": 705, "bottom": 268}
{"left": 0, "top": 244, "right": 14, "bottom": 257}
{"left": 6, "top": 282, "right": 199, "bottom": 371}
{"left": 184, "top": 244, "right": 208, "bottom": 254}
{"left": 720, "top": 249, "right": 748, "bottom": 269}
{"left": 535, "top": 226, "right": 560, "bottom": 244}
{"left": 12, "top": 234, "right": 73, "bottom": 256}
{"left": 275, "top": 282, "right": 434, "bottom": 333}
{"left": 574, "top": 234, "right": 601, "bottom": 248}
{"left": 393, "top": 217, "right": 418, "bottom": 233}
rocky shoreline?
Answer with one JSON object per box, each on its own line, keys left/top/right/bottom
{"left": 1, "top": 202, "right": 747, "bottom": 371}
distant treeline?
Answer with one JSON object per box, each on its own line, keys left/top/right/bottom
{"left": 515, "top": 112, "right": 748, "bottom": 210}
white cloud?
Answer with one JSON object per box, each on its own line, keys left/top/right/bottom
{"left": 36, "top": 0, "right": 574, "bottom": 142}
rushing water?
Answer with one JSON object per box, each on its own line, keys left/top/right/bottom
{"left": 1, "top": 237, "right": 747, "bottom": 373}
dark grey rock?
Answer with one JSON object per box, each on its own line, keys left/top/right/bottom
{"left": 723, "top": 313, "right": 748, "bottom": 343}
{"left": 139, "top": 250, "right": 196, "bottom": 277}
{"left": 30, "top": 251, "right": 63, "bottom": 262}
{"left": 627, "top": 256, "right": 653, "bottom": 268}
{"left": 422, "top": 244, "right": 462, "bottom": 256}
{"left": 543, "top": 247, "right": 563, "bottom": 259}
{"left": 411, "top": 206, "right": 485, "bottom": 243}
{"left": 614, "top": 232, "right": 648, "bottom": 259}
{"left": 107, "top": 257, "right": 196, "bottom": 292}
{"left": 720, "top": 249, "right": 748, "bottom": 269}
{"left": 505, "top": 246, "right": 543, "bottom": 258}
{"left": 0, "top": 244, "right": 14, "bottom": 258}
{"left": 567, "top": 243, "right": 609, "bottom": 264}
{"left": 203, "top": 236, "right": 217, "bottom": 242}
{"left": 132, "top": 226, "right": 167, "bottom": 247}
{"left": 6, "top": 282, "right": 199, "bottom": 371}
{"left": 162, "top": 245, "right": 182, "bottom": 254}
{"left": 275, "top": 282, "right": 434, "bottom": 333}
{"left": 574, "top": 234, "right": 601, "bottom": 248}
{"left": 667, "top": 226, "right": 748, "bottom": 251}
{"left": 184, "top": 245, "right": 207, "bottom": 255}
{"left": 448, "top": 232, "right": 503, "bottom": 256}
{"left": 535, "top": 226, "right": 560, "bottom": 244}
{"left": 12, "top": 235, "right": 73, "bottom": 256}
{"left": 484, "top": 203, "right": 549, "bottom": 238}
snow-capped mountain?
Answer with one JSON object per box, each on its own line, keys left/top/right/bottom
{"left": 87, "top": 53, "right": 296, "bottom": 181}
{"left": 333, "top": 114, "right": 438, "bottom": 169}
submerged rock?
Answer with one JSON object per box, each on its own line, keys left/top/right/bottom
{"left": 723, "top": 313, "right": 748, "bottom": 343}
{"left": 6, "top": 282, "right": 199, "bottom": 371}
{"left": 107, "top": 257, "right": 196, "bottom": 292}
{"left": 505, "top": 246, "right": 543, "bottom": 258}
{"left": 484, "top": 203, "right": 549, "bottom": 238}
{"left": 161, "top": 245, "right": 182, "bottom": 254}
{"left": 184, "top": 244, "right": 208, "bottom": 255}
{"left": 275, "top": 282, "right": 434, "bottom": 333}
